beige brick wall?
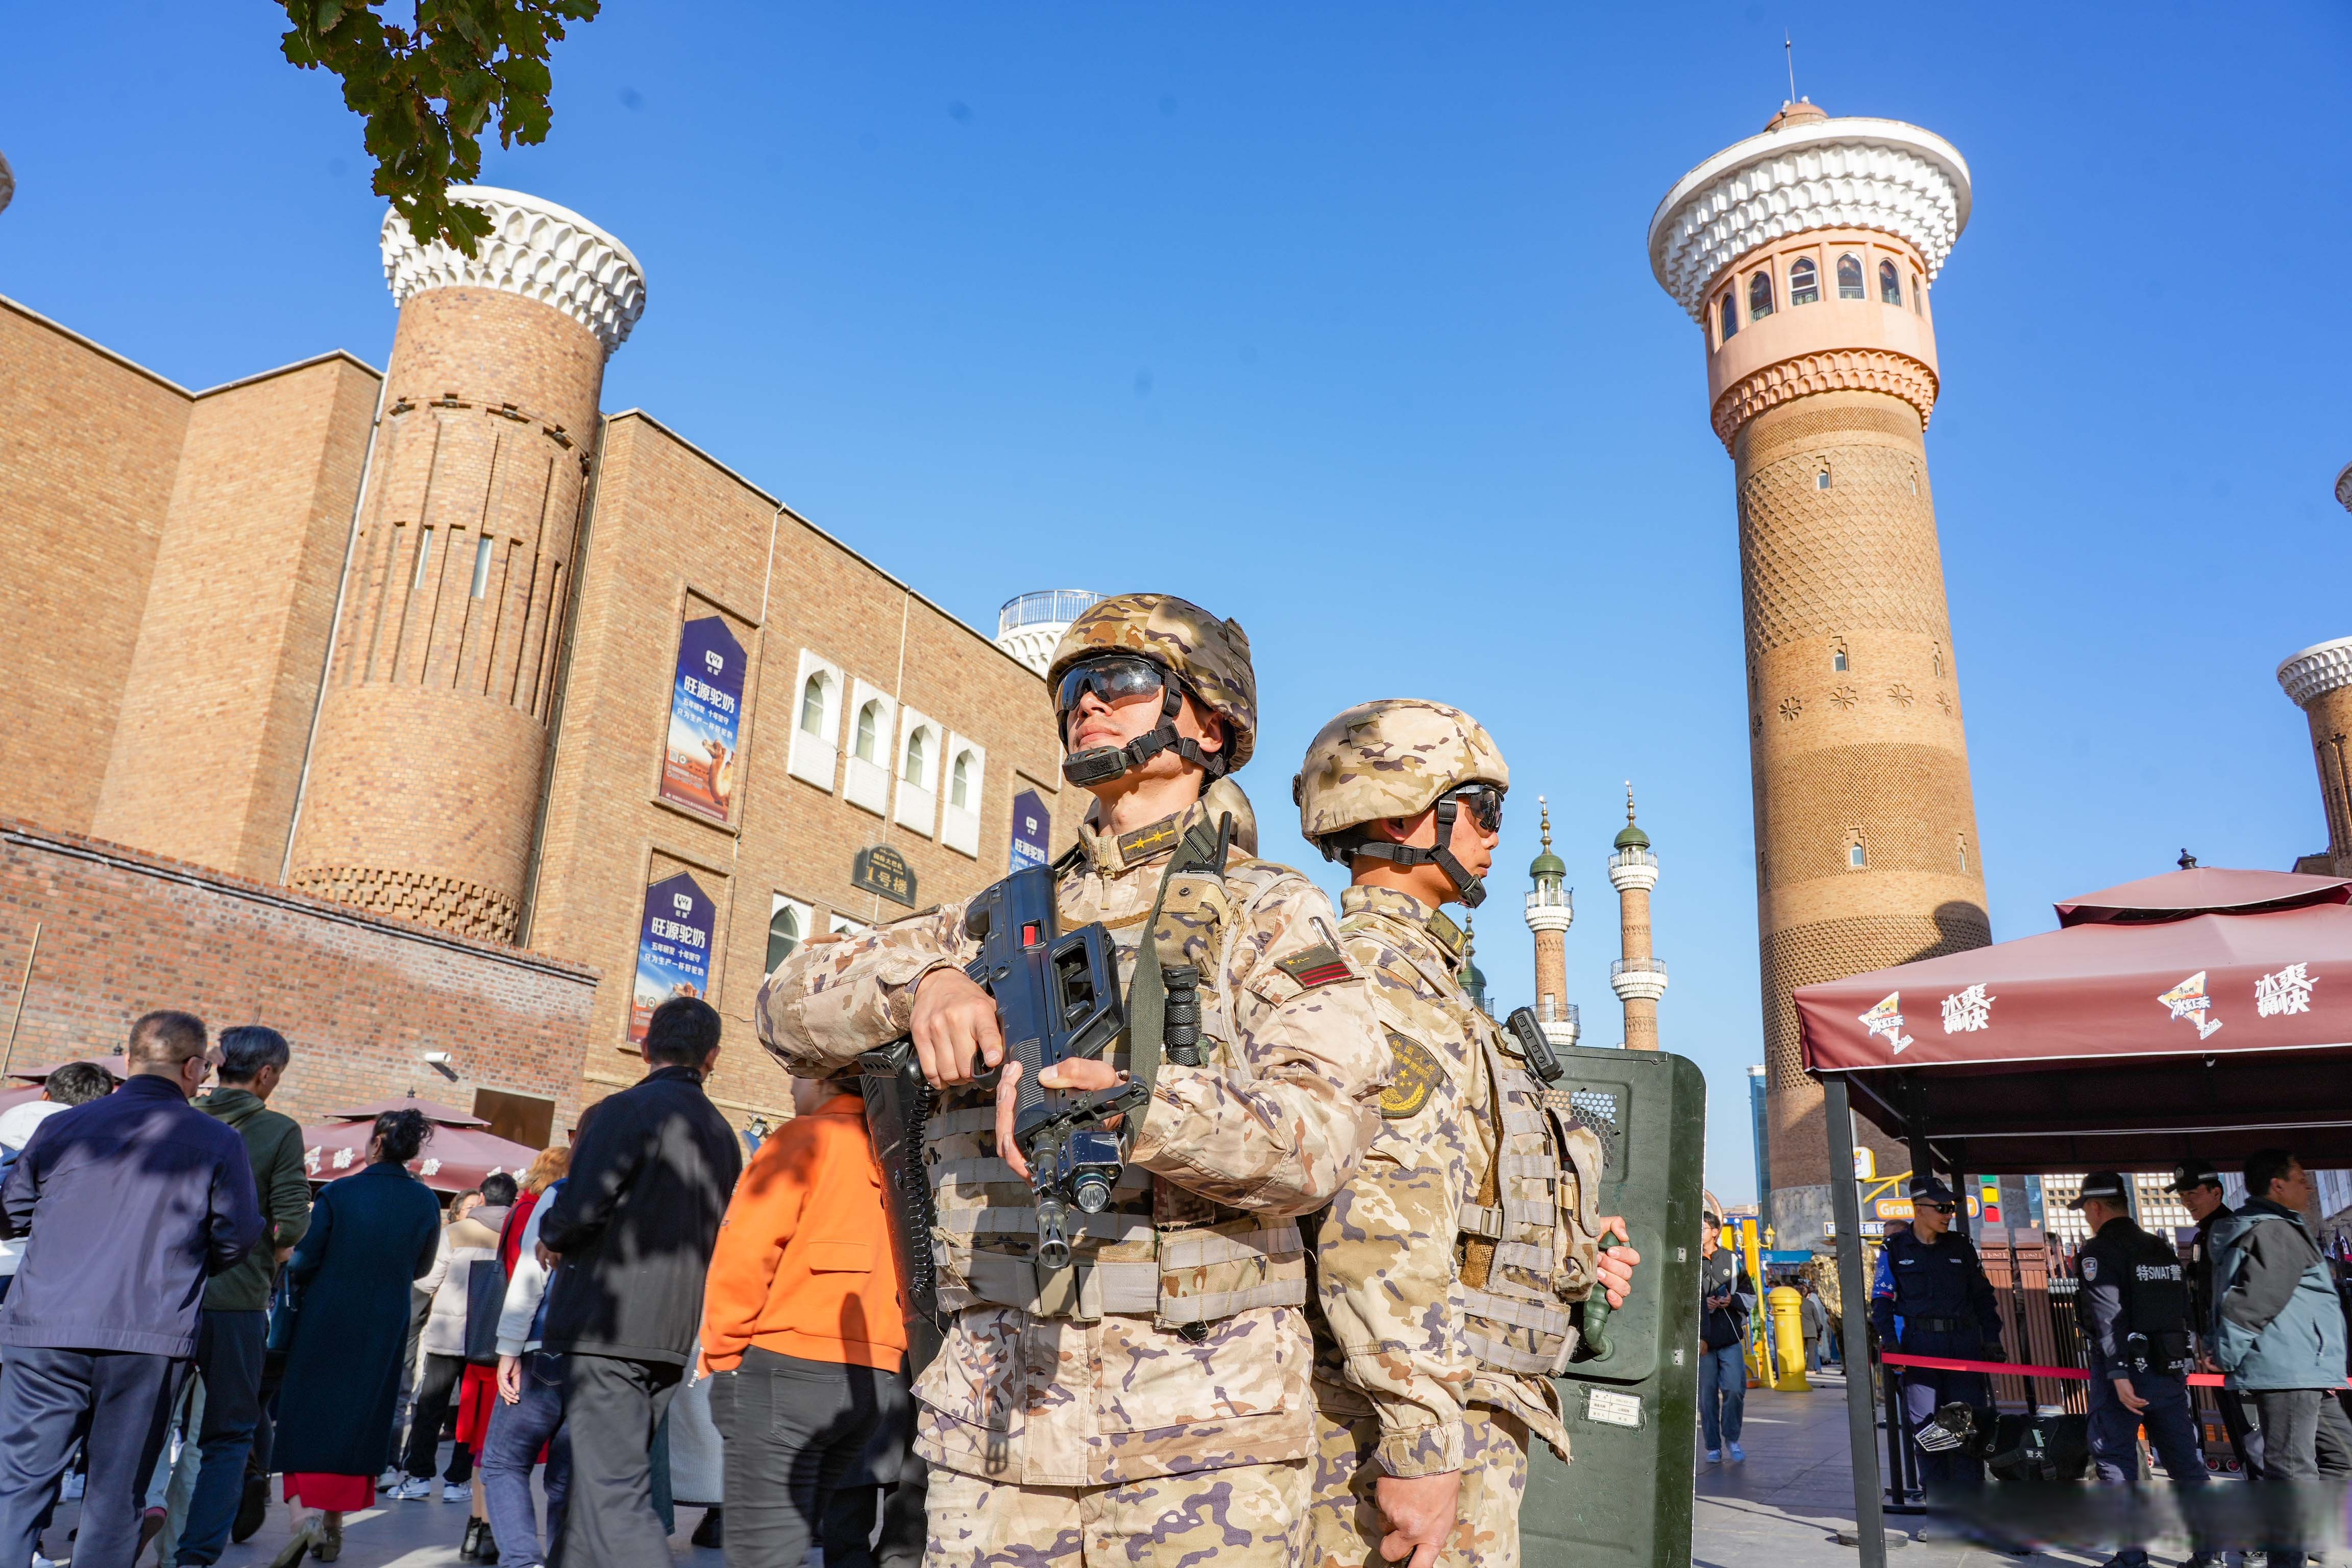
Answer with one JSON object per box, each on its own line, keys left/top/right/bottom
{"left": 93, "top": 356, "right": 380, "bottom": 881}
{"left": 0, "top": 300, "right": 192, "bottom": 834}
{"left": 527, "top": 412, "right": 1068, "bottom": 1122}
{"left": 1735, "top": 389, "right": 1990, "bottom": 1187}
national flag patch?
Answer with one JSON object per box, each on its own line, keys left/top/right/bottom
{"left": 1276, "top": 944, "right": 1353, "bottom": 989}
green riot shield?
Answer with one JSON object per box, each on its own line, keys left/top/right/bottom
{"left": 1523, "top": 1043, "right": 1707, "bottom": 1568}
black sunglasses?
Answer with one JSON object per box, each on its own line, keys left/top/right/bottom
{"left": 1444, "top": 783, "right": 1504, "bottom": 835}
{"left": 1055, "top": 655, "right": 1170, "bottom": 718}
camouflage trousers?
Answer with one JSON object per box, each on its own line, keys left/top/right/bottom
{"left": 923, "top": 1458, "right": 1310, "bottom": 1568}
{"left": 1304, "top": 1406, "right": 1531, "bottom": 1568}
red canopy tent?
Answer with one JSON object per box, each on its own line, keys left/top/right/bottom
{"left": 302, "top": 1095, "right": 535, "bottom": 1195}
{"left": 1790, "top": 867, "right": 2352, "bottom": 1568}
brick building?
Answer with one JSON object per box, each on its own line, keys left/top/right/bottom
{"left": 0, "top": 186, "right": 1070, "bottom": 1139}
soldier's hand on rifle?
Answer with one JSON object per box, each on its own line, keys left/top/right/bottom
{"left": 1374, "top": 1470, "right": 1461, "bottom": 1568}
{"left": 994, "top": 1058, "right": 1129, "bottom": 1181}
{"left": 1596, "top": 1214, "right": 1641, "bottom": 1310}
{"left": 911, "top": 967, "right": 1006, "bottom": 1088}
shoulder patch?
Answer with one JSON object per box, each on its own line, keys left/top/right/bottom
{"left": 2079, "top": 1255, "right": 2097, "bottom": 1281}
{"left": 1116, "top": 816, "right": 1183, "bottom": 863}
{"left": 1380, "top": 1033, "right": 1448, "bottom": 1119}
{"left": 1275, "top": 943, "right": 1353, "bottom": 989}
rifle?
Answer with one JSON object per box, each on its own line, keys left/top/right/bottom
{"left": 861, "top": 863, "right": 1135, "bottom": 1326}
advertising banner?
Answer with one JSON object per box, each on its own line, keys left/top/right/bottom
{"left": 660, "top": 616, "right": 747, "bottom": 823}
{"left": 630, "top": 871, "right": 715, "bottom": 1043}
{"left": 1010, "top": 789, "right": 1050, "bottom": 870}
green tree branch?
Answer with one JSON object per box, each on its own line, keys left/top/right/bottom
{"left": 278, "top": 0, "right": 601, "bottom": 256}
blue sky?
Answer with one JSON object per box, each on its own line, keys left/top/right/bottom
{"left": 5, "top": 4, "right": 2348, "bottom": 1202}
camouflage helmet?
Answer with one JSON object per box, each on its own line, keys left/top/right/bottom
{"left": 1046, "top": 593, "right": 1258, "bottom": 775}
{"left": 1293, "top": 699, "right": 1509, "bottom": 905}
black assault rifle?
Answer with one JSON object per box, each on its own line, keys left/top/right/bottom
{"left": 861, "top": 863, "right": 1134, "bottom": 1329}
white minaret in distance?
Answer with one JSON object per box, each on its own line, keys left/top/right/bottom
{"left": 1523, "top": 796, "right": 1579, "bottom": 1052}
{"left": 1608, "top": 785, "right": 1667, "bottom": 1050}
{"left": 996, "top": 590, "right": 1105, "bottom": 675}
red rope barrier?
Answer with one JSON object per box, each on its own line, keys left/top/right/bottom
{"left": 1880, "top": 1351, "right": 2351, "bottom": 1390}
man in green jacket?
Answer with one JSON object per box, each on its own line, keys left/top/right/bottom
{"left": 179, "top": 1025, "right": 312, "bottom": 1567}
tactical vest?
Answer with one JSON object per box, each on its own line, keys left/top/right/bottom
{"left": 1362, "top": 914, "right": 1606, "bottom": 1380}
{"left": 926, "top": 830, "right": 1309, "bottom": 1331}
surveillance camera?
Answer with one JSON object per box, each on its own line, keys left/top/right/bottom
{"left": 423, "top": 1051, "right": 453, "bottom": 1066}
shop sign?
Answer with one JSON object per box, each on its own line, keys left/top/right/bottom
{"left": 854, "top": 844, "right": 917, "bottom": 908}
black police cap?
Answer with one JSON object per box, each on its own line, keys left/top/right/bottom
{"left": 1907, "top": 1177, "right": 1958, "bottom": 1206}
{"left": 2169, "top": 1161, "right": 2223, "bottom": 1194}
{"left": 2068, "top": 1171, "right": 2129, "bottom": 1210}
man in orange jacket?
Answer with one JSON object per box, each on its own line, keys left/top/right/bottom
{"left": 699, "top": 1066, "right": 909, "bottom": 1568}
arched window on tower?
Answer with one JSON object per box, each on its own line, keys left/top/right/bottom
{"left": 854, "top": 700, "right": 882, "bottom": 763}
{"left": 1837, "top": 253, "right": 1865, "bottom": 299}
{"left": 950, "top": 751, "right": 973, "bottom": 810}
{"left": 1912, "top": 272, "right": 1924, "bottom": 313}
{"left": 1748, "top": 270, "right": 1775, "bottom": 322}
{"left": 1719, "top": 291, "right": 1738, "bottom": 342}
{"left": 903, "top": 728, "right": 927, "bottom": 790}
{"left": 1879, "top": 258, "right": 1902, "bottom": 305}
{"left": 1831, "top": 639, "right": 1849, "bottom": 673}
{"left": 1850, "top": 841, "right": 1868, "bottom": 869}
{"left": 1790, "top": 256, "right": 1819, "bottom": 305}
{"left": 1816, "top": 470, "right": 1832, "bottom": 491}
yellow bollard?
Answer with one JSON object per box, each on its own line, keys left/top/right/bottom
{"left": 1767, "top": 1284, "right": 1812, "bottom": 1391}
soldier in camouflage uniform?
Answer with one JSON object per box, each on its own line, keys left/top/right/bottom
{"left": 1292, "top": 700, "right": 1641, "bottom": 1568}
{"left": 756, "top": 594, "right": 1388, "bottom": 1568}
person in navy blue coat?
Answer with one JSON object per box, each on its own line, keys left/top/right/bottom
{"left": 0, "top": 1011, "right": 262, "bottom": 1568}
{"left": 1871, "top": 1176, "right": 2005, "bottom": 1493}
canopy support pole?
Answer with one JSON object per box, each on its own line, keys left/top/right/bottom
{"left": 1827, "top": 1074, "right": 1888, "bottom": 1568}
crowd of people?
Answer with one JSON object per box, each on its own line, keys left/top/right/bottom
{"left": 0, "top": 991, "right": 933, "bottom": 1568}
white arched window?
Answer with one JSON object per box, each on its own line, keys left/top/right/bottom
{"left": 895, "top": 711, "right": 941, "bottom": 836}
{"left": 854, "top": 701, "right": 881, "bottom": 763}
{"left": 1789, "top": 257, "right": 1819, "bottom": 306}
{"left": 766, "top": 897, "right": 810, "bottom": 973}
{"left": 841, "top": 680, "right": 897, "bottom": 816}
{"left": 940, "top": 737, "right": 985, "bottom": 857}
{"left": 786, "top": 650, "right": 845, "bottom": 790}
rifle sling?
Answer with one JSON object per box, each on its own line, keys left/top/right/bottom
{"left": 1122, "top": 811, "right": 1233, "bottom": 1150}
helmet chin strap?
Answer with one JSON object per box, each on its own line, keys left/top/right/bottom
{"left": 1061, "top": 682, "right": 1225, "bottom": 788}
{"left": 1331, "top": 797, "right": 1486, "bottom": 908}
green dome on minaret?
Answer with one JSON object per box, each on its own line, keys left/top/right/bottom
{"left": 1461, "top": 917, "right": 1489, "bottom": 1012}
{"left": 1613, "top": 783, "right": 1651, "bottom": 850}
{"left": 1529, "top": 795, "right": 1567, "bottom": 881}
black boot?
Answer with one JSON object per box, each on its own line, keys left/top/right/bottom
{"left": 692, "top": 1508, "right": 723, "bottom": 1549}
{"left": 458, "top": 1517, "right": 485, "bottom": 1562}
{"left": 233, "top": 1473, "right": 270, "bottom": 1543}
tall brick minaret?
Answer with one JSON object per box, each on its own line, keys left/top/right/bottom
{"left": 1522, "top": 796, "right": 1579, "bottom": 1051}
{"left": 287, "top": 188, "right": 646, "bottom": 942}
{"left": 1649, "top": 102, "right": 1990, "bottom": 1235}
{"left": 1607, "top": 787, "right": 1665, "bottom": 1051}
{"left": 2277, "top": 638, "right": 2352, "bottom": 875}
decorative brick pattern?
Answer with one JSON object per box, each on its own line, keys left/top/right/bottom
{"left": 1711, "top": 347, "right": 1938, "bottom": 450}
{"left": 287, "top": 863, "right": 522, "bottom": 944}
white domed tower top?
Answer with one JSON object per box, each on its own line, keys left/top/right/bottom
{"left": 995, "top": 589, "right": 1104, "bottom": 676}
{"left": 1647, "top": 99, "right": 1972, "bottom": 321}
{"left": 380, "top": 186, "right": 647, "bottom": 357}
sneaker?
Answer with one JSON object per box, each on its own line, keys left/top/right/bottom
{"left": 388, "top": 1475, "right": 435, "bottom": 1501}
{"left": 1704, "top": 1448, "right": 1722, "bottom": 1463}
{"left": 444, "top": 1482, "right": 470, "bottom": 1503}
{"left": 378, "top": 1467, "right": 403, "bottom": 1491}
{"left": 1728, "top": 1442, "right": 1746, "bottom": 1462}
{"left": 33, "top": 1554, "right": 63, "bottom": 1568}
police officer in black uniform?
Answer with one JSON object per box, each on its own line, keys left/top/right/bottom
{"left": 2072, "top": 1171, "right": 2215, "bottom": 1568}
{"left": 1872, "top": 1176, "right": 2006, "bottom": 1491}
{"left": 2172, "top": 1159, "right": 2265, "bottom": 1482}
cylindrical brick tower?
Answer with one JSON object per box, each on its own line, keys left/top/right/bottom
{"left": 287, "top": 188, "right": 646, "bottom": 942}
{"left": 2277, "top": 638, "right": 2352, "bottom": 875}
{"left": 1649, "top": 102, "right": 1990, "bottom": 1233}
{"left": 1522, "top": 796, "right": 1579, "bottom": 1051}
{"left": 1607, "top": 788, "right": 1665, "bottom": 1050}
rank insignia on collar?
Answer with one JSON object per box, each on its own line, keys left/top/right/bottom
{"left": 1424, "top": 908, "right": 1465, "bottom": 958}
{"left": 1380, "top": 1033, "right": 1447, "bottom": 1119}
{"left": 1276, "top": 944, "right": 1353, "bottom": 989}
{"left": 1116, "top": 816, "right": 1183, "bottom": 863}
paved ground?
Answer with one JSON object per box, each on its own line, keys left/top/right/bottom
{"left": 38, "top": 1370, "right": 2244, "bottom": 1567}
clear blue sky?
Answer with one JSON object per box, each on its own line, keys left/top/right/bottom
{"left": 6, "top": 4, "right": 2348, "bottom": 1201}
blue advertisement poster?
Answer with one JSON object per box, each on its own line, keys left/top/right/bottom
{"left": 659, "top": 616, "right": 747, "bottom": 823}
{"left": 630, "top": 871, "right": 714, "bottom": 1042}
{"left": 1010, "top": 789, "right": 1050, "bottom": 869}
